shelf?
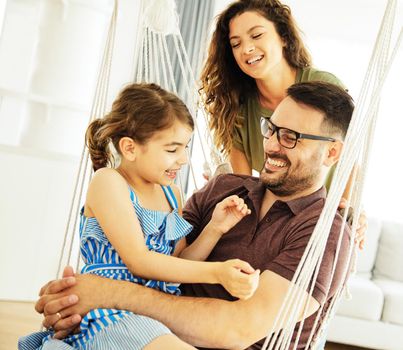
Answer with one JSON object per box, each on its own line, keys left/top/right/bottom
{"left": 0, "top": 87, "right": 89, "bottom": 113}
{"left": 0, "top": 143, "right": 80, "bottom": 162}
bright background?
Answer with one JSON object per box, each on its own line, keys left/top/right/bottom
{"left": 0, "top": 0, "right": 402, "bottom": 301}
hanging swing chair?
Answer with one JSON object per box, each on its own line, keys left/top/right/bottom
{"left": 55, "top": 0, "right": 403, "bottom": 349}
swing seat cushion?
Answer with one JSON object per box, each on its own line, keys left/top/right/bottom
{"left": 373, "top": 278, "right": 403, "bottom": 326}
{"left": 327, "top": 216, "right": 403, "bottom": 349}
{"left": 336, "top": 275, "right": 384, "bottom": 321}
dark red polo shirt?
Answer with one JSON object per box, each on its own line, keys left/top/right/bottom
{"left": 182, "top": 174, "right": 351, "bottom": 350}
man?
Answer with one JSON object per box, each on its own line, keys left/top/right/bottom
{"left": 34, "top": 81, "right": 354, "bottom": 349}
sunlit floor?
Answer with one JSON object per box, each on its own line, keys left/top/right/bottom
{"left": 325, "top": 343, "right": 367, "bottom": 350}
{"left": 0, "top": 300, "right": 42, "bottom": 350}
{"left": 0, "top": 300, "right": 367, "bottom": 350}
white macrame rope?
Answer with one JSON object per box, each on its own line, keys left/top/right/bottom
{"left": 67, "top": 16, "right": 120, "bottom": 264}
{"left": 262, "top": 1, "right": 401, "bottom": 348}
{"left": 176, "top": 32, "right": 222, "bottom": 162}
{"left": 136, "top": 28, "right": 210, "bottom": 189}
{"left": 186, "top": 146, "right": 198, "bottom": 191}
{"left": 316, "top": 25, "right": 403, "bottom": 347}
{"left": 160, "top": 34, "right": 178, "bottom": 93}
{"left": 135, "top": 24, "right": 144, "bottom": 83}
{"left": 152, "top": 32, "right": 161, "bottom": 84}
{"left": 137, "top": 0, "right": 226, "bottom": 177}
{"left": 171, "top": 34, "right": 210, "bottom": 163}
{"left": 56, "top": 0, "right": 118, "bottom": 278}
{"left": 284, "top": 26, "right": 400, "bottom": 348}
{"left": 158, "top": 34, "right": 169, "bottom": 89}
{"left": 176, "top": 33, "right": 229, "bottom": 174}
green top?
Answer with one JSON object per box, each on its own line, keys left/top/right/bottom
{"left": 232, "top": 67, "right": 345, "bottom": 190}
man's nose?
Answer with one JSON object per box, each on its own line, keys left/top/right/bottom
{"left": 263, "top": 133, "right": 281, "bottom": 153}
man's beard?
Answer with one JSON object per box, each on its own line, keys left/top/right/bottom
{"left": 260, "top": 152, "right": 320, "bottom": 197}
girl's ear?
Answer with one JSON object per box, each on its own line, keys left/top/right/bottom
{"left": 119, "top": 137, "right": 137, "bottom": 161}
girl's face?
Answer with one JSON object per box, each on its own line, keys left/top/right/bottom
{"left": 229, "top": 11, "right": 286, "bottom": 80}
{"left": 132, "top": 119, "right": 193, "bottom": 186}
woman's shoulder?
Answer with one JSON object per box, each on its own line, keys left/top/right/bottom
{"left": 300, "top": 67, "right": 345, "bottom": 88}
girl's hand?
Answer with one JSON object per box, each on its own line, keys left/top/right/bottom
{"left": 210, "top": 195, "right": 251, "bottom": 235}
{"left": 216, "top": 259, "right": 260, "bottom": 300}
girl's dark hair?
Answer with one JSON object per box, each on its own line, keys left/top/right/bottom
{"left": 200, "top": 0, "right": 311, "bottom": 156}
{"left": 86, "top": 83, "right": 194, "bottom": 171}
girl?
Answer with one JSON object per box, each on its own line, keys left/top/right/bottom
{"left": 20, "top": 83, "right": 259, "bottom": 350}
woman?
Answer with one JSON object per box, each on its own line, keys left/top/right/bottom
{"left": 201, "top": 0, "right": 344, "bottom": 191}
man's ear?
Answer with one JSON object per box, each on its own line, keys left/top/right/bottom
{"left": 323, "top": 140, "right": 343, "bottom": 167}
{"left": 118, "top": 137, "right": 137, "bottom": 161}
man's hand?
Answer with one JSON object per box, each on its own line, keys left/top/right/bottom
{"left": 36, "top": 266, "right": 113, "bottom": 339}
{"left": 36, "top": 266, "right": 81, "bottom": 339}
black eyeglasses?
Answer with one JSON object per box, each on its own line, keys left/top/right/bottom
{"left": 260, "top": 118, "right": 337, "bottom": 149}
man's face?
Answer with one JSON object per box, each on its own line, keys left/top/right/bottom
{"left": 260, "top": 97, "right": 328, "bottom": 197}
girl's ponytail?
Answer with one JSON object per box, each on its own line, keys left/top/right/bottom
{"left": 85, "top": 118, "right": 110, "bottom": 171}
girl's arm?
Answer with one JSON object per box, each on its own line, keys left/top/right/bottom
{"left": 178, "top": 195, "right": 251, "bottom": 261}
{"left": 86, "top": 169, "right": 257, "bottom": 299}
{"left": 170, "top": 184, "right": 231, "bottom": 261}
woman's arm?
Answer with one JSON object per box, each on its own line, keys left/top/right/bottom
{"left": 340, "top": 164, "right": 367, "bottom": 250}
{"left": 342, "top": 164, "right": 358, "bottom": 199}
{"left": 230, "top": 148, "right": 252, "bottom": 175}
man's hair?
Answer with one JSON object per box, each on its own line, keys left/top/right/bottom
{"left": 287, "top": 81, "right": 354, "bottom": 139}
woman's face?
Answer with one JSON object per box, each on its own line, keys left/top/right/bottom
{"left": 229, "top": 11, "right": 286, "bottom": 80}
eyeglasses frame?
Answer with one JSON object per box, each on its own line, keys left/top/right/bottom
{"left": 260, "top": 117, "right": 337, "bottom": 149}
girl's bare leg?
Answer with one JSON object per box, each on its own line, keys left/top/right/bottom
{"left": 144, "top": 334, "right": 196, "bottom": 350}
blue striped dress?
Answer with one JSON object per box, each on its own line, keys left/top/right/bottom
{"left": 19, "top": 185, "right": 193, "bottom": 350}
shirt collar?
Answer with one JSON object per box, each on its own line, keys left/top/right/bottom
{"left": 243, "top": 178, "right": 327, "bottom": 216}
{"left": 282, "top": 187, "right": 327, "bottom": 215}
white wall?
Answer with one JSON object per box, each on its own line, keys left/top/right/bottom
{"left": 0, "top": 0, "right": 402, "bottom": 301}
{"left": 282, "top": 0, "right": 403, "bottom": 222}
{"left": 0, "top": 0, "right": 5, "bottom": 35}
{"left": 0, "top": 0, "right": 141, "bottom": 301}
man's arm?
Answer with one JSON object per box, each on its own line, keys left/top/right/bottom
{"left": 38, "top": 269, "right": 319, "bottom": 349}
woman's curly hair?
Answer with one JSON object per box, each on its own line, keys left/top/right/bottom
{"left": 200, "top": 0, "right": 311, "bottom": 156}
